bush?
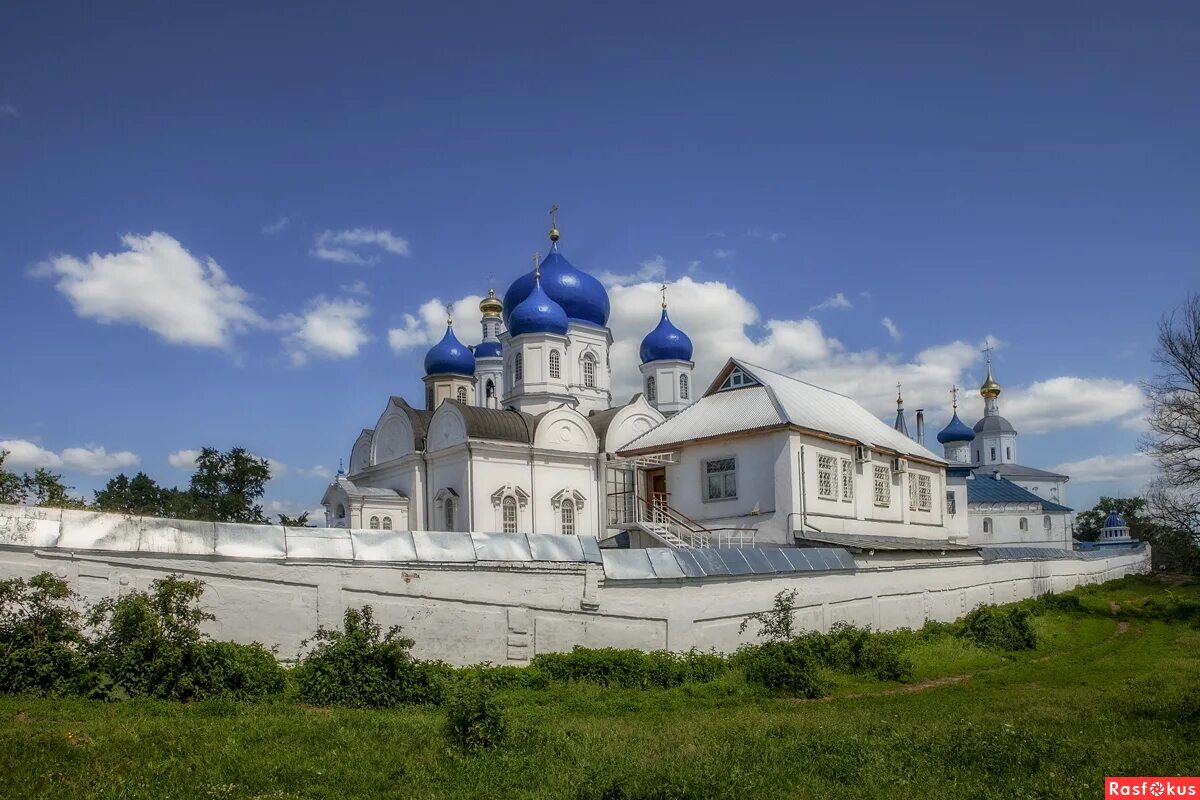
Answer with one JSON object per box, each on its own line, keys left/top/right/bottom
{"left": 528, "top": 647, "right": 729, "bottom": 690}
{"left": 802, "top": 623, "right": 914, "bottom": 682}
{"left": 740, "top": 641, "right": 824, "bottom": 698}
{"left": 444, "top": 680, "right": 508, "bottom": 753}
{"left": 0, "top": 573, "right": 88, "bottom": 695}
{"left": 1023, "top": 592, "right": 1084, "bottom": 616}
{"left": 294, "top": 606, "right": 445, "bottom": 707}
{"left": 958, "top": 604, "right": 1037, "bottom": 651}
{"left": 86, "top": 574, "right": 283, "bottom": 701}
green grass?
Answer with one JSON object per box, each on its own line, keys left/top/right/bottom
{"left": 2, "top": 575, "right": 1198, "bottom": 799}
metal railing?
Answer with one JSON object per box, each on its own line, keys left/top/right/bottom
{"left": 606, "top": 490, "right": 757, "bottom": 549}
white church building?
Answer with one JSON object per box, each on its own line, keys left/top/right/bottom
{"left": 323, "top": 214, "right": 1072, "bottom": 554}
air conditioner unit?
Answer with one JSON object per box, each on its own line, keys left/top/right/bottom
{"left": 854, "top": 445, "right": 869, "bottom": 463}
{"left": 892, "top": 457, "right": 908, "bottom": 473}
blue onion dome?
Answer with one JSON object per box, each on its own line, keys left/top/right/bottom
{"left": 640, "top": 308, "right": 693, "bottom": 363}
{"left": 1104, "top": 509, "right": 1127, "bottom": 529}
{"left": 474, "top": 340, "right": 503, "bottom": 359}
{"left": 936, "top": 411, "right": 976, "bottom": 444}
{"left": 508, "top": 277, "right": 569, "bottom": 337}
{"left": 424, "top": 323, "right": 475, "bottom": 376}
{"left": 503, "top": 247, "right": 610, "bottom": 328}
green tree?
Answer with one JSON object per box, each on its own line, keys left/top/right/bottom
{"left": 277, "top": 511, "right": 311, "bottom": 527}
{"left": 94, "top": 472, "right": 169, "bottom": 516}
{"left": 187, "top": 447, "right": 272, "bottom": 523}
{"left": 0, "top": 453, "right": 85, "bottom": 509}
{"left": 0, "top": 452, "right": 26, "bottom": 505}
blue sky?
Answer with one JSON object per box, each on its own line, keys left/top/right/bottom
{"left": 1, "top": 1, "right": 1195, "bottom": 517}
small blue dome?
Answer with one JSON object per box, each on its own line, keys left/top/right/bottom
{"left": 503, "top": 248, "right": 610, "bottom": 328}
{"left": 474, "top": 340, "right": 503, "bottom": 359}
{"left": 1103, "top": 509, "right": 1127, "bottom": 529}
{"left": 508, "top": 279, "right": 569, "bottom": 337}
{"left": 937, "top": 411, "right": 977, "bottom": 444}
{"left": 640, "top": 309, "right": 693, "bottom": 363}
{"left": 424, "top": 325, "right": 475, "bottom": 377}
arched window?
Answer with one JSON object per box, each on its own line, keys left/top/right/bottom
{"left": 426, "top": 386, "right": 435, "bottom": 409}
{"left": 1019, "top": 517, "right": 1029, "bottom": 531}
{"left": 549, "top": 349, "right": 561, "bottom": 379}
{"left": 369, "top": 516, "right": 380, "bottom": 529}
{"left": 514, "top": 353, "right": 523, "bottom": 382}
{"left": 1043, "top": 515, "right": 1051, "bottom": 531}
{"left": 983, "top": 517, "right": 993, "bottom": 534}
{"left": 560, "top": 499, "right": 575, "bottom": 535}
{"left": 456, "top": 386, "right": 467, "bottom": 404}
{"left": 646, "top": 376, "right": 657, "bottom": 402}
{"left": 443, "top": 498, "right": 456, "bottom": 531}
{"left": 382, "top": 516, "right": 392, "bottom": 530}
{"left": 336, "top": 504, "right": 346, "bottom": 520}
{"left": 502, "top": 496, "right": 517, "bottom": 533}
{"left": 679, "top": 373, "right": 689, "bottom": 400}
{"left": 486, "top": 379, "right": 495, "bottom": 399}
{"left": 582, "top": 354, "right": 596, "bottom": 388}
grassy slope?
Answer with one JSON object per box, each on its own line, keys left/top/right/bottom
{"left": 2, "top": 576, "right": 1198, "bottom": 800}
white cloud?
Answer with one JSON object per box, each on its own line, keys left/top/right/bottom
{"left": 881, "top": 316, "right": 902, "bottom": 342}
{"left": 712, "top": 247, "right": 736, "bottom": 260}
{"left": 1, "top": 440, "right": 138, "bottom": 475}
{"left": 1051, "top": 452, "right": 1157, "bottom": 484}
{"left": 388, "top": 295, "right": 484, "bottom": 353}
{"left": 33, "top": 232, "right": 262, "bottom": 349}
{"left": 810, "top": 292, "right": 853, "bottom": 312}
{"left": 261, "top": 215, "right": 293, "bottom": 235}
{"left": 340, "top": 280, "right": 370, "bottom": 296}
{"left": 281, "top": 297, "right": 371, "bottom": 365}
{"left": 746, "top": 229, "right": 786, "bottom": 243}
{"left": 167, "top": 449, "right": 201, "bottom": 469}
{"left": 0, "top": 104, "right": 18, "bottom": 119}
{"left": 267, "top": 459, "right": 288, "bottom": 478}
{"left": 1002, "top": 377, "right": 1146, "bottom": 434}
{"left": 298, "top": 465, "right": 334, "bottom": 479}
{"left": 598, "top": 255, "right": 668, "bottom": 287}
{"left": 312, "top": 228, "right": 410, "bottom": 264}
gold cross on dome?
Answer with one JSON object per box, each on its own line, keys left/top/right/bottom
{"left": 951, "top": 384, "right": 959, "bottom": 409}
{"left": 660, "top": 282, "right": 667, "bottom": 309}
{"left": 549, "top": 204, "right": 558, "bottom": 229}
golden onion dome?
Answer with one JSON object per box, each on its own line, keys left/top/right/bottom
{"left": 479, "top": 288, "right": 503, "bottom": 317}
{"left": 980, "top": 364, "right": 1001, "bottom": 399}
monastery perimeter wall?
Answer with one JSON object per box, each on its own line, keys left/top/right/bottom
{"left": 0, "top": 504, "right": 1150, "bottom": 664}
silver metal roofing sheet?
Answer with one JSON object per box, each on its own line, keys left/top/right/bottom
{"left": 214, "top": 523, "right": 287, "bottom": 559}
{"left": 471, "top": 532, "right": 534, "bottom": 562}
{"left": 350, "top": 530, "right": 418, "bottom": 562}
{"left": 691, "top": 548, "right": 731, "bottom": 576}
{"left": 738, "top": 548, "right": 775, "bottom": 574}
{"left": 781, "top": 548, "right": 814, "bottom": 571}
{"left": 647, "top": 548, "right": 687, "bottom": 579}
{"left": 672, "top": 549, "right": 707, "bottom": 578}
{"left": 579, "top": 535, "right": 603, "bottom": 564}
{"left": 620, "top": 385, "right": 785, "bottom": 452}
{"left": 412, "top": 531, "right": 477, "bottom": 562}
{"left": 713, "top": 548, "right": 754, "bottom": 575}
{"left": 528, "top": 533, "right": 586, "bottom": 562}
{"left": 763, "top": 548, "right": 797, "bottom": 572}
{"left": 138, "top": 519, "right": 216, "bottom": 555}
{"left": 601, "top": 549, "right": 656, "bottom": 580}
{"left": 286, "top": 527, "right": 354, "bottom": 560}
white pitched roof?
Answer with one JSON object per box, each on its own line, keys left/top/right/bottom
{"left": 619, "top": 359, "right": 946, "bottom": 463}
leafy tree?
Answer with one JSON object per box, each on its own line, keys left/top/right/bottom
{"left": 1142, "top": 293, "right": 1200, "bottom": 571}
{"left": 739, "top": 589, "right": 798, "bottom": 642}
{"left": 277, "top": 511, "right": 311, "bottom": 527}
{"left": 1074, "top": 497, "right": 1155, "bottom": 543}
{"left": 0, "top": 452, "right": 26, "bottom": 505}
{"left": 188, "top": 447, "right": 271, "bottom": 523}
{"left": 0, "top": 573, "right": 88, "bottom": 695}
{"left": 94, "top": 472, "right": 167, "bottom": 516}
{"left": 0, "top": 452, "right": 85, "bottom": 508}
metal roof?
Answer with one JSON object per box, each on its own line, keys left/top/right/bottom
{"left": 794, "top": 531, "right": 977, "bottom": 552}
{"left": 388, "top": 396, "right": 433, "bottom": 451}
{"left": 600, "top": 545, "right": 856, "bottom": 581}
{"left": 967, "top": 475, "right": 1073, "bottom": 512}
{"left": 970, "top": 463, "right": 1068, "bottom": 481}
{"left": 973, "top": 415, "right": 1017, "bottom": 435}
{"left": 455, "top": 404, "right": 538, "bottom": 444}
{"left": 620, "top": 359, "right": 946, "bottom": 463}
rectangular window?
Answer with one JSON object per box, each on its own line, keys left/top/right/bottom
{"left": 840, "top": 458, "right": 854, "bottom": 502}
{"left": 703, "top": 457, "right": 737, "bottom": 501}
{"left": 817, "top": 454, "right": 836, "bottom": 500}
{"left": 873, "top": 465, "right": 891, "bottom": 507}
{"left": 605, "top": 467, "right": 635, "bottom": 525}
{"left": 946, "top": 491, "right": 956, "bottom": 515}
{"left": 908, "top": 474, "right": 918, "bottom": 511}
{"left": 918, "top": 474, "right": 932, "bottom": 511}
{"left": 990, "top": 447, "right": 996, "bottom": 461}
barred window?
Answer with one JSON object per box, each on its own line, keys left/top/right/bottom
{"left": 946, "top": 491, "right": 957, "bottom": 515}
{"left": 382, "top": 516, "right": 392, "bottom": 530}
{"left": 817, "top": 454, "right": 837, "bottom": 499}
{"left": 679, "top": 374, "right": 689, "bottom": 400}
{"left": 514, "top": 352, "right": 523, "bottom": 382}
{"left": 840, "top": 459, "right": 854, "bottom": 502}
{"left": 560, "top": 500, "right": 575, "bottom": 535}
{"left": 646, "top": 376, "right": 657, "bottom": 402}
{"left": 873, "top": 465, "right": 891, "bottom": 507}
{"left": 582, "top": 354, "right": 596, "bottom": 388}
{"left": 456, "top": 386, "right": 467, "bottom": 404}
{"left": 704, "top": 457, "right": 737, "bottom": 501}
{"left": 917, "top": 474, "right": 932, "bottom": 511}
{"left": 908, "top": 474, "right": 918, "bottom": 511}
{"left": 369, "top": 516, "right": 380, "bottom": 529}
{"left": 502, "top": 496, "right": 517, "bottom": 533}
{"left": 549, "top": 349, "right": 561, "bottom": 379}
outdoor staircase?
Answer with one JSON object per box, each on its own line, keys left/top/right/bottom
{"left": 631, "top": 496, "right": 756, "bottom": 550}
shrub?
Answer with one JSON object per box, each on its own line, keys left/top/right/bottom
{"left": 1024, "top": 592, "right": 1084, "bottom": 615}
{"left": 0, "top": 573, "right": 88, "bottom": 695}
{"left": 528, "top": 647, "right": 729, "bottom": 690}
{"left": 444, "top": 679, "right": 508, "bottom": 753}
{"left": 958, "top": 604, "right": 1037, "bottom": 651}
{"left": 739, "top": 589, "right": 798, "bottom": 642}
{"left": 294, "top": 605, "right": 444, "bottom": 707}
{"left": 86, "top": 574, "right": 283, "bottom": 701}
{"left": 740, "top": 641, "right": 824, "bottom": 698}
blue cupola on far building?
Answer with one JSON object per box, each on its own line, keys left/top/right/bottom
{"left": 473, "top": 340, "right": 502, "bottom": 359}
{"left": 508, "top": 274, "right": 569, "bottom": 337}
{"left": 1104, "top": 509, "right": 1126, "bottom": 530}
{"left": 503, "top": 222, "right": 610, "bottom": 328}
{"left": 937, "top": 411, "right": 977, "bottom": 444}
{"left": 424, "top": 322, "right": 475, "bottom": 377}
{"left": 640, "top": 308, "right": 693, "bottom": 363}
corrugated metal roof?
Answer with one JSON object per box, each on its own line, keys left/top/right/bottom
{"left": 456, "top": 404, "right": 537, "bottom": 444}
{"left": 795, "top": 531, "right": 977, "bottom": 551}
{"left": 389, "top": 396, "right": 433, "bottom": 451}
{"left": 600, "top": 545, "right": 856, "bottom": 580}
{"left": 970, "top": 463, "right": 1068, "bottom": 481}
{"left": 967, "top": 475, "right": 1073, "bottom": 512}
{"left": 620, "top": 359, "right": 945, "bottom": 462}
{"left": 618, "top": 383, "right": 786, "bottom": 452}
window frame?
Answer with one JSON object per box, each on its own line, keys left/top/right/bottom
{"left": 514, "top": 352, "right": 523, "bottom": 382}
{"left": 456, "top": 386, "right": 467, "bottom": 404}
{"left": 679, "top": 373, "right": 689, "bottom": 400}
{"left": 369, "top": 515, "right": 380, "bottom": 529}
{"left": 560, "top": 499, "right": 575, "bottom": 535}
{"left": 549, "top": 349, "right": 561, "bottom": 380}
{"left": 382, "top": 516, "right": 392, "bottom": 530}
{"left": 502, "top": 495, "right": 518, "bottom": 533}
{"left": 840, "top": 458, "right": 854, "bottom": 503}
{"left": 873, "top": 465, "right": 891, "bottom": 507}
{"left": 817, "top": 454, "right": 837, "bottom": 500}
{"left": 582, "top": 354, "right": 596, "bottom": 388}
{"left": 702, "top": 456, "right": 737, "bottom": 502}
{"left": 645, "top": 375, "right": 657, "bottom": 402}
